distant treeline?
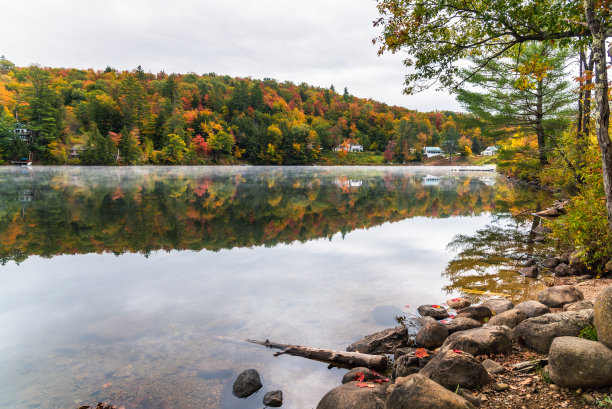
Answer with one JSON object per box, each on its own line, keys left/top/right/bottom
{"left": 0, "top": 58, "right": 491, "bottom": 165}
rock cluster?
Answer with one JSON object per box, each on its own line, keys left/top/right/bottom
{"left": 232, "top": 368, "right": 283, "bottom": 407}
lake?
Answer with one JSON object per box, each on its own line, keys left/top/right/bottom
{"left": 0, "top": 166, "right": 548, "bottom": 409}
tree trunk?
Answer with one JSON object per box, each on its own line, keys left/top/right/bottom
{"left": 585, "top": 0, "right": 612, "bottom": 233}
{"left": 246, "top": 338, "right": 389, "bottom": 371}
{"left": 535, "top": 79, "right": 548, "bottom": 165}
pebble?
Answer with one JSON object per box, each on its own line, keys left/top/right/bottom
{"left": 583, "top": 393, "right": 596, "bottom": 404}
{"left": 549, "top": 384, "right": 559, "bottom": 390}
{"left": 493, "top": 382, "right": 510, "bottom": 391}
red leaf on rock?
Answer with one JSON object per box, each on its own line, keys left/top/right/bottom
{"left": 354, "top": 372, "right": 365, "bottom": 382}
{"left": 415, "top": 348, "right": 429, "bottom": 358}
{"left": 451, "top": 298, "right": 461, "bottom": 302}
{"left": 452, "top": 349, "right": 463, "bottom": 354}
{"left": 356, "top": 382, "right": 375, "bottom": 388}
{"left": 431, "top": 304, "right": 443, "bottom": 309}
{"left": 373, "top": 378, "right": 389, "bottom": 383}
{"left": 449, "top": 315, "right": 456, "bottom": 319}
{"left": 370, "top": 369, "right": 380, "bottom": 377}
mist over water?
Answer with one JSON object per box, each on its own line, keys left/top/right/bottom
{"left": 0, "top": 166, "right": 545, "bottom": 409}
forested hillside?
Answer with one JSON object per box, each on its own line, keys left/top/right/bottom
{"left": 0, "top": 57, "right": 487, "bottom": 165}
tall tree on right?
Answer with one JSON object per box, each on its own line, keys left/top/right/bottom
{"left": 456, "top": 44, "right": 574, "bottom": 168}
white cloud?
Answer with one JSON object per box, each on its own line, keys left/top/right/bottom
{"left": 0, "top": 0, "right": 462, "bottom": 111}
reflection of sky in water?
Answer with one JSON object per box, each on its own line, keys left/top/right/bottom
{"left": 0, "top": 215, "right": 490, "bottom": 409}
{"left": 0, "top": 166, "right": 520, "bottom": 409}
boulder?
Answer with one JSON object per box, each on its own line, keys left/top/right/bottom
{"left": 455, "top": 306, "right": 493, "bottom": 322}
{"left": 342, "top": 367, "right": 379, "bottom": 384}
{"left": 481, "top": 359, "right": 504, "bottom": 375}
{"left": 263, "top": 390, "right": 283, "bottom": 407}
{"left": 392, "top": 349, "right": 434, "bottom": 379}
{"left": 316, "top": 381, "right": 387, "bottom": 409}
{"left": 441, "top": 326, "right": 511, "bottom": 356}
{"left": 537, "top": 285, "right": 584, "bottom": 308}
{"left": 444, "top": 317, "right": 482, "bottom": 334}
{"left": 232, "top": 369, "right": 263, "bottom": 398}
{"left": 563, "top": 300, "right": 594, "bottom": 312}
{"left": 487, "top": 309, "right": 527, "bottom": 329}
{"left": 419, "top": 350, "right": 490, "bottom": 390}
{"left": 513, "top": 300, "right": 550, "bottom": 318}
{"left": 346, "top": 326, "right": 408, "bottom": 354}
{"left": 416, "top": 321, "right": 449, "bottom": 349}
{"left": 569, "top": 250, "right": 589, "bottom": 275}
{"left": 481, "top": 299, "right": 514, "bottom": 315}
{"left": 532, "top": 225, "right": 553, "bottom": 235}
{"left": 417, "top": 305, "right": 450, "bottom": 320}
{"left": 542, "top": 257, "right": 561, "bottom": 269}
{"left": 511, "top": 309, "right": 594, "bottom": 353}
{"left": 457, "top": 387, "right": 483, "bottom": 407}
{"left": 594, "top": 285, "right": 612, "bottom": 349}
{"left": 519, "top": 266, "right": 539, "bottom": 278}
{"left": 605, "top": 259, "right": 612, "bottom": 273}
{"left": 554, "top": 263, "right": 576, "bottom": 277}
{"left": 448, "top": 297, "right": 471, "bottom": 310}
{"left": 386, "top": 374, "right": 476, "bottom": 409}
{"left": 549, "top": 336, "right": 612, "bottom": 388}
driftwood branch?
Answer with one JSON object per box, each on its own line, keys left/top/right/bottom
{"left": 246, "top": 338, "right": 389, "bottom": 371}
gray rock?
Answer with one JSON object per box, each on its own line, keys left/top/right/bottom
{"left": 542, "top": 257, "right": 561, "bottom": 269}
{"left": 417, "top": 304, "right": 450, "bottom": 320}
{"left": 554, "top": 263, "right": 577, "bottom": 277}
{"left": 392, "top": 349, "right": 434, "bottom": 379}
{"left": 549, "top": 336, "right": 612, "bottom": 388}
{"left": 419, "top": 349, "right": 490, "bottom": 390}
{"left": 487, "top": 309, "right": 527, "bottom": 329}
{"left": 316, "top": 381, "right": 387, "bottom": 409}
{"left": 448, "top": 297, "right": 471, "bottom": 310}
{"left": 233, "top": 369, "right": 263, "bottom": 398}
{"left": 594, "top": 285, "right": 612, "bottom": 349}
{"left": 263, "top": 390, "right": 283, "bottom": 407}
{"left": 394, "top": 347, "right": 416, "bottom": 360}
{"left": 455, "top": 306, "right": 493, "bottom": 322}
{"left": 606, "top": 259, "right": 612, "bottom": 273}
{"left": 492, "top": 382, "right": 509, "bottom": 391}
{"left": 511, "top": 309, "right": 594, "bottom": 353}
{"left": 522, "top": 258, "right": 536, "bottom": 267}
{"left": 532, "top": 225, "right": 553, "bottom": 235}
{"left": 416, "top": 321, "right": 449, "bottom": 349}
{"left": 569, "top": 250, "right": 589, "bottom": 275}
{"left": 481, "top": 299, "right": 514, "bottom": 315}
{"left": 444, "top": 317, "right": 483, "bottom": 334}
{"left": 481, "top": 359, "right": 504, "bottom": 375}
{"left": 457, "top": 387, "right": 482, "bottom": 407}
{"left": 386, "top": 374, "right": 475, "bottom": 409}
{"left": 441, "top": 326, "right": 512, "bottom": 356}
{"left": 346, "top": 326, "right": 408, "bottom": 354}
{"left": 537, "top": 285, "right": 584, "bottom": 308}
{"left": 563, "top": 300, "right": 594, "bottom": 312}
{"left": 513, "top": 300, "right": 551, "bottom": 318}
{"left": 342, "top": 367, "right": 379, "bottom": 384}
{"left": 519, "top": 266, "right": 539, "bottom": 278}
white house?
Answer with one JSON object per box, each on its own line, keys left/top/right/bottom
{"left": 422, "top": 146, "right": 443, "bottom": 158}
{"left": 13, "top": 122, "right": 31, "bottom": 142}
{"left": 422, "top": 175, "right": 441, "bottom": 186}
{"left": 333, "top": 144, "right": 364, "bottom": 152}
{"left": 481, "top": 146, "right": 498, "bottom": 156}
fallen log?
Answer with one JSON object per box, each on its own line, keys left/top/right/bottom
{"left": 246, "top": 338, "right": 389, "bottom": 371}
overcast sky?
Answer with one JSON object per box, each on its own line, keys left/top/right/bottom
{"left": 1, "top": 0, "right": 462, "bottom": 111}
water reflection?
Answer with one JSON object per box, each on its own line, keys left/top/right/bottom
{"left": 0, "top": 166, "right": 547, "bottom": 409}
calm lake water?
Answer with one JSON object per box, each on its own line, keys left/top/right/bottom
{"left": 0, "top": 166, "right": 548, "bottom": 409}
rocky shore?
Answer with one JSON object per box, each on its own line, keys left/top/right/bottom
{"left": 311, "top": 273, "right": 612, "bottom": 409}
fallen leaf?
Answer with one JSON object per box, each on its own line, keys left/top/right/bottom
{"left": 451, "top": 298, "right": 461, "bottom": 301}
{"left": 449, "top": 315, "right": 456, "bottom": 319}
{"left": 356, "top": 382, "right": 375, "bottom": 388}
{"left": 101, "top": 383, "right": 112, "bottom": 389}
{"left": 370, "top": 369, "right": 380, "bottom": 377}
{"left": 404, "top": 305, "right": 410, "bottom": 308}
{"left": 439, "top": 320, "right": 447, "bottom": 323}
{"left": 354, "top": 372, "right": 365, "bottom": 382}
{"left": 373, "top": 378, "right": 389, "bottom": 383}
{"left": 452, "top": 349, "right": 463, "bottom": 354}
{"left": 415, "top": 348, "right": 429, "bottom": 358}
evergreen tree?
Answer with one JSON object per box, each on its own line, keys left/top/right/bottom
{"left": 118, "top": 127, "right": 141, "bottom": 164}
{"left": 80, "top": 126, "right": 116, "bottom": 165}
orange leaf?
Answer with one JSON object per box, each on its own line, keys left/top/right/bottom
{"left": 415, "top": 348, "right": 429, "bottom": 358}
{"left": 356, "top": 382, "right": 375, "bottom": 388}
{"left": 102, "top": 383, "right": 112, "bottom": 389}
{"left": 354, "top": 372, "right": 365, "bottom": 382}
{"left": 431, "top": 304, "right": 442, "bottom": 309}
{"left": 373, "top": 378, "right": 389, "bottom": 383}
